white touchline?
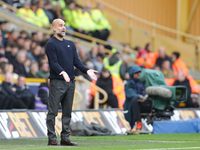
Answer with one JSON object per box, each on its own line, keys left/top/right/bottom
{"left": 138, "top": 147, "right": 200, "bottom": 150}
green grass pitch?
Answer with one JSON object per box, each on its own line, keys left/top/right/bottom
{"left": 1, "top": 133, "right": 200, "bottom": 150}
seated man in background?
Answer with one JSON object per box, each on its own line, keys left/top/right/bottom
{"left": 13, "top": 75, "right": 35, "bottom": 109}
{"left": 90, "top": 68, "right": 125, "bottom": 109}
{"left": 155, "top": 46, "right": 172, "bottom": 69}
{"left": 1, "top": 72, "right": 27, "bottom": 109}
{"left": 173, "top": 71, "right": 199, "bottom": 108}
{"left": 124, "top": 65, "right": 151, "bottom": 131}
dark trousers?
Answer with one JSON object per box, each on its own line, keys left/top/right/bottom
{"left": 131, "top": 98, "right": 151, "bottom": 122}
{"left": 46, "top": 79, "right": 75, "bottom": 141}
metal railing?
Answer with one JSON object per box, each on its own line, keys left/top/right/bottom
{"left": 0, "top": 75, "right": 108, "bottom": 110}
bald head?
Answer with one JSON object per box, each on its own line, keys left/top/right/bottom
{"left": 158, "top": 46, "right": 166, "bottom": 58}
{"left": 52, "top": 19, "right": 66, "bottom": 38}
{"left": 4, "top": 72, "right": 13, "bottom": 83}
{"left": 177, "top": 71, "right": 185, "bottom": 82}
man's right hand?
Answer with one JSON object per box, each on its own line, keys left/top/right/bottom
{"left": 59, "top": 71, "right": 70, "bottom": 82}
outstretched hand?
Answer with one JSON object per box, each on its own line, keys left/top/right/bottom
{"left": 59, "top": 71, "right": 70, "bottom": 82}
{"left": 87, "top": 69, "right": 98, "bottom": 81}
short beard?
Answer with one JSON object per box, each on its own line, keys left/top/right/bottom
{"left": 56, "top": 32, "right": 64, "bottom": 38}
{"left": 56, "top": 28, "right": 65, "bottom": 37}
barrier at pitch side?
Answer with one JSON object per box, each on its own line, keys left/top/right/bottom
{"left": 0, "top": 109, "right": 131, "bottom": 139}
{"left": 0, "top": 109, "right": 200, "bottom": 139}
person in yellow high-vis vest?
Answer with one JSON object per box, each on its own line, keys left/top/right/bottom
{"left": 17, "top": 2, "right": 35, "bottom": 25}
{"left": 103, "top": 51, "right": 127, "bottom": 80}
{"left": 28, "top": 1, "right": 43, "bottom": 27}
{"left": 91, "top": 3, "right": 111, "bottom": 41}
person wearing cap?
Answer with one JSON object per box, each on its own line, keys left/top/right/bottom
{"left": 172, "top": 52, "right": 188, "bottom": 77}
{"left": 123, "top": 65, "right": 151, "bottom": 132}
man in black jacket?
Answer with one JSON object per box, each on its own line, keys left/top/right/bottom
{"left": 156, "top": 46, "right": 172, "bottom": 69}
{"left": 90, "top": 68, "right": 119, "bottom": 108}
{"left": 1, "top": 72, "right": 27, "bottom": 109}
{"left": 45, "top": 18, "right": 97, "bottom": 146}
{"left": 13, "top": 50, "right": 26, "bottom": 76}
{"left": 13, "top": 75, "right": 35, "bottom": 109}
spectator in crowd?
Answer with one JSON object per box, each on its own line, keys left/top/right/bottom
{"left": 0, "top": 46, "right": 5, "bottom": 58}
{"left": 1, "top": 62, "right": 18, "bottom": 79}
{"left": 43, "top": 1, "right": 56, "bottom": 24}
{"left": 0, "top": 30, "right": 4, "bottom": 47}
{"left": 26, "top": 62, "right": 40, "bottom": 78}
{"left": 20, "top": 30, "right": 29, "bottom": 39}
{"left": 0, "top": 72, "right": 15, "bottom": 109}
{"left": 153, "top": 65, "right": 160, "bottom": 71}
{"left": 24, "top": 58, "right": 31, "bottom": 74}
{"left": 5, "top": 43, "right": 19, "bottom": 64}
{"left": 29, "top": 1, "right": 44, "bottom": 27}
{"left": 97, "top": 44, "right": 105, "bottom": 57}
{"left": 4, "top": 30, "right": 20, "bottom": 46}
{"left": 82, "top": 3, "right": 99, "bottom": 38}
{"left": 161, "top": 60, "right": 175, "bottom": 79}
{"left": 13, "top": 75, "right": 35, "bottom": 109}
{"left": 74, "top": 39, "right": 81, "bottom": 52}
{"left": 1, "top": 72, "right": 27, "bottom": 109}
{"left": 63, "top": 2, "right": 75, "bottom": 29}
{"left": 36, "top": 32, "right": 44, "bottom": 44}
{"left": 144, "top": 43, "right": 158, "bottom": 69}
{"left": 24, "top": 37, "right": 32, "bottom": 51}
{"left": 87, "top": 46, "right": 103, "bottom": 73}
{"left": 0, "top": 21, "right": 10, "bottom": 37}
{"left": 37, "top": 77, "right": 50, "bottom": 108}
{"left": 155, "top": 46, "right": 172, "bottom": 69}
{"left": 103, "top": 51, "right": 126, "bottom": 80}
{"left": 173, "top": 71, "right": 199, "bottom": 108}
{"left": 13, "top": 50, "right": 27, "bottom": 76}
{"left": 172, "top": 52, "right": 188, "bottom": 77}
{"left": 29, "top": 44, "right": 42, "bottom": 63}
{"left": 0, "top": 61, "right": 7, "bottom": 76}
{"left": 123, "top": 65, "right": 151, "bottom": 131}
{"left": 16, "top": 36, "right": 25, "bottom": 47}
{"left": 78, "top": 48, "right": 87, "bottom": 63}
{"left": 121, "top": 54, "right": 130, "bottom": 80}
{"left": 17, "top": 2, "right": 33, "bottom": 25}
{"left": 91, "top": 3, "right": 111, "bottom": 41}
{"left": 90, "top": 68, "right": 125, "bottom": 109}
{"left": 75, "top": 61, "right": 95, "bottom": 81}
{"left": 144, "top": 43, "right": 152, "bottom": 53}
{"left": 37, "top": 61, "right": 50, "bottom": 78}
{"left": 36, "top": 0, "right": 50, "bottom": 28}
{"left": 135, "top": 49, "right": 148, "bottom": 68}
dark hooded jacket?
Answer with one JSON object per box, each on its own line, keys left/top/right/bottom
{"left": 123, "top": 65, "right": 146, "bottom": 128}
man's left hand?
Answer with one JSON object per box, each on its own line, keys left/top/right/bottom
{"left": 87, "top": 69, "right": 98, "bottom": 81}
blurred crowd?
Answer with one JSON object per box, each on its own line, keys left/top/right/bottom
{"left": 0, "top": 0, "right": 199, "bottom": 110}
{"left": 3, "top": 0, "right": 111, "bottom": 41}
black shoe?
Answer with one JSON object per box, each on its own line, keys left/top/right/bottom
{"left": 48, "top": 140, "right": 60, "bottom": 146}
{"left": 60, "top": 139, "right": 78, "bottom": 146}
